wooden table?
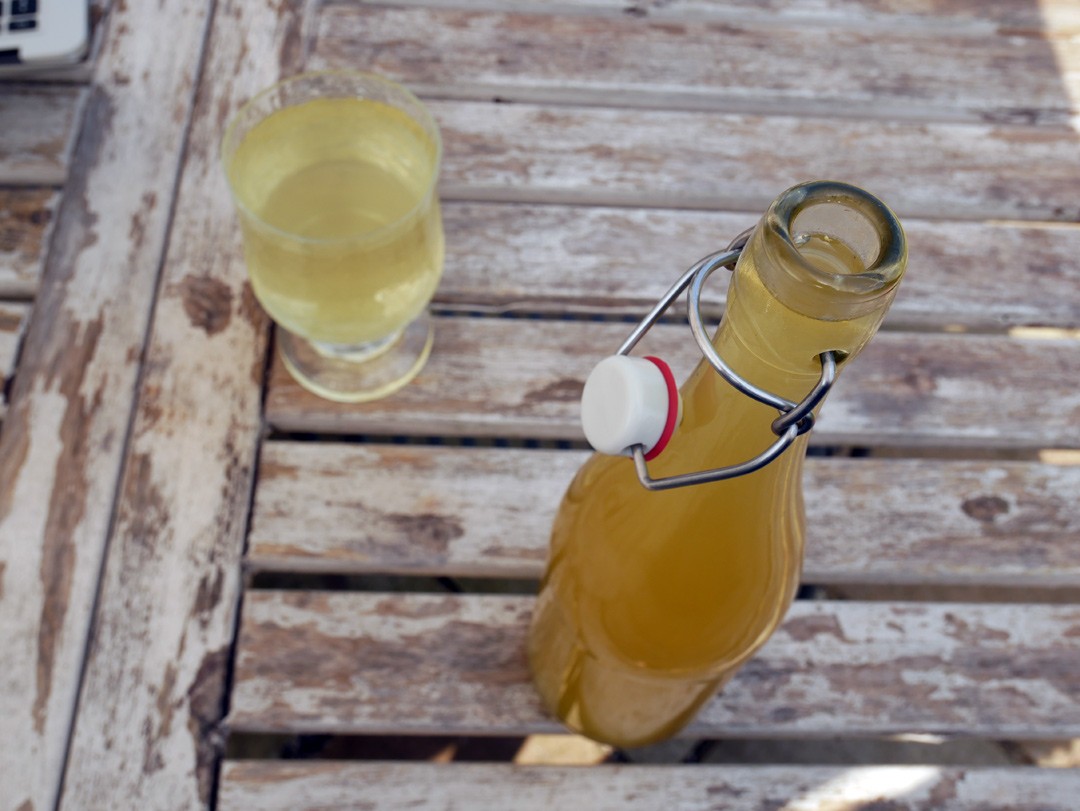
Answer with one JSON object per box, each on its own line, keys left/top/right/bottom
{"left": 3, "top": 0, "right": 1080, "bottom": 808}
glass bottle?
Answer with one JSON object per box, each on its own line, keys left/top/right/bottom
{"left": 527, "top": 180, "right": 907, "bottom": 748}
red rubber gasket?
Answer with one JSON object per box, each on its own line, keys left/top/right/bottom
{"left": 643, "top": 356, "right": 678, "bottom": 461}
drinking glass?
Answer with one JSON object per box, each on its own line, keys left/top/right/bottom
{"left": 222, "top": 71, "right": 444, "bottom": 402}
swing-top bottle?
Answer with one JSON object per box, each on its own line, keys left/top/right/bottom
{"left": 528, "top": 180, "right": 908, "bottom": 747}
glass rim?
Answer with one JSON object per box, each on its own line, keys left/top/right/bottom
{"left": 763, "top": 179, "right": 907, "bottom": 299}
{"left": 220, "top": 69, "right": 443, "bottom": 247}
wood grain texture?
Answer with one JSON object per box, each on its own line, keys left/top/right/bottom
{"left": 0, "top": 302, "right": 28, "bottom": 421}
{"left": 434, "top": 202, "right": 1080, "bottom": 329}
{"left": 0, "top": 189, "right": 58, "bottom": 299}
{"left": 218, "top": 761, "right": 1080, "bottom": 811}
{"left": 314, "top": 5, "right": 1079, "bottom": 124}
{"left": 430, "top": 100, "right": 1080, "bottom": 221}
{"left": 321, "top": 0, "right": 1080, "bottom": 33}
{"left": 229, "top": 592, "right": 1080, "bottom": 738}
{"left": 0, "top": 2, "right": 212, "bottom": 809}
{"left": 247, "top": 443, "right": 1080, "bottom": 587}
{"left": 265, "top": 318, "right": 1080, "bottom": 449}
{"left": 0, "top": 85, "right": 86, "bottom": 185}
{"left": 57, "top": 1, "right": 309, "bottom": 809}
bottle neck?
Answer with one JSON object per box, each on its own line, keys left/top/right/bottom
{"left": 651, "top": 181, "right": 906, "bottom": 478}
{"left": 712, "top": 181, "right": 906, "bottom": 402}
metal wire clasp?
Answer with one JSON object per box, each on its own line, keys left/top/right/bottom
{"left": 617, "top": 228, "right": 838, "bottom": 492}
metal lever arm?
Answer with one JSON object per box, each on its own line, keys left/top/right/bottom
{"left": 629, "top": 351, "right": 837, "bottom": 492}
{"left": 604, "top": 229, "right": 840, "bottom": 492}
{"left": 616, "top": 228, "right": 752, "bottom": 358}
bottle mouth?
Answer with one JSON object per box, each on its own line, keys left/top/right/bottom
{"left": 759, "top": 180, "right": 907, "bottom": 319}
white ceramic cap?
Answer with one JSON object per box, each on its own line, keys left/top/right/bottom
{"left": 580, "top": 355, "right": 680, "bottom": 458}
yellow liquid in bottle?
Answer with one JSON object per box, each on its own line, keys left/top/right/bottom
{"left": 226, "top": 97, "right": 443, "bottom": 346}
{"left": 528, "top": 230, "right": 887, "bottom": 747}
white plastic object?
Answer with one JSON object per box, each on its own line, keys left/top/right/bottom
{"left": 0, "top": 0, "right": 88, "bottom": 71}
{"left": 580, "top": 355, "right": 680, "bottom": 457}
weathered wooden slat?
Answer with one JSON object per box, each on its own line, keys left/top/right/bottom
{"left": 314, "top": 6, "right": 1079, "bottom": 124}
{"left": 0, "top": 85, "right": 85, "bottom": 185}
{"left": 9, "top": 196, "right": 1072, "bottom": 330}
{"left": 56, "top": 2, "right": 308, "bottom": 810}
{"left": 0, "top": 188, "right": 59, "bottom": 298}
{"left": 247, "top": 443, "right": 1080, "bottom": 587}
{"left": 265, "top": 318, "right": 1080, "bottom": 450}
{"left": 248, "top": 443, "right": 569, "bottom": 577}
{"left": 0, "top": 301, "right": 28, "bottom": 421}
{"left": 430, "top": 100, "right": 1080, "bottom": 222}
{"left": 0, "top": 1, "right": 214, "bottom": 809}
{"left": 322, "top": 0, "right": 1080, "bottom": 33}
{"left": 229, "top": 592, "right": 1080, "bottom": 738}
{"left": 435, "top": 202, "right": 1080, "bottom": 330}
{"left": 188, "top": 199, "right": 1074, "bottom": 330}
{"left": 218, "top": 761, "right": 1080, "bottom": 811}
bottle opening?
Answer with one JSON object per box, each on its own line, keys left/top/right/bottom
{"left": 789, "top": 193, "right": 885, "bottom": 277}
{"left": 793, "top": 231, "right": 868, "bottom": 277}
{"left": 759, "top": 180, "right": 907, "bottom": 319}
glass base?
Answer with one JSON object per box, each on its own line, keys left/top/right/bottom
{"left": 278, "top": 312, "right": 434, "bottom": 403}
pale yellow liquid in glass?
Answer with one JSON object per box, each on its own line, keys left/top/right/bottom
{"left": 226, "top": 97, "right": 443, "bottom": 346}
{"left": 528, "top": 231, "right": 888, "bottom": 748}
